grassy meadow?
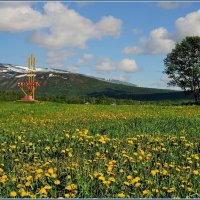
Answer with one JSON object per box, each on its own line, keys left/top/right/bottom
{"left": 0, "top": 101, "right": 199, "bottom": 198}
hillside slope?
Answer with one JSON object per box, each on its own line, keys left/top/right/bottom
{"left": 0, "top": 63, "right": 191, "bottom": 101}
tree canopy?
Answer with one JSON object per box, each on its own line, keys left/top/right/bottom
{"left": 164, "top": 36, "right": 200, "bottom": 102}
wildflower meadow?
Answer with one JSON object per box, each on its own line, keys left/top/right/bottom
{"left": 0, "top": 102, "right": 199, "bottom": 198}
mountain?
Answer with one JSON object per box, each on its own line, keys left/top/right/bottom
{"left": 0, "top": 63, "right": 192, "bottom": 101}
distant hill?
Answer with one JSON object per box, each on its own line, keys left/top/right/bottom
{"left": 0, "top": 63, "right": 192, "bottom": 101}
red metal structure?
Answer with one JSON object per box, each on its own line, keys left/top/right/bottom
{"left": 18, "top": 54, "right": 40, "bottom": 102}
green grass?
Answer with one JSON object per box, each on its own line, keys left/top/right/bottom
{"left": 0, "top": 101, "right": 199, "bottom": 198}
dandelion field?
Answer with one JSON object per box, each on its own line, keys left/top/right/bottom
{"left": 0, "top": 101, "right": 199, "bottom": 198}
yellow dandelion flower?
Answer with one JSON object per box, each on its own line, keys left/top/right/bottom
{"left": 187, "top": 187, "right": 192, "bottom": 192}
{"left": 103, "top": 180, "right": 111, "bottom": 185}
{"left": 36, "top": 169, "right": 43, "bottom": 173}
{"left": 193, "top": 170, "right": 199, "bottom": 175}
{"left": 167, "top": 188, "right": 175, "bottom": 193}
{"left": 119, "top": 169, "right": 124, "bottom": 173}
{"left": 123, "top": 181, "right": 130, "bottom": 186}
{"left": 66, "top": 175, "right": 71, "bottom": 179}
{"left": 25, "top": 182, "right": 31, "bottom": 187}
{"left": 26, "top": 175, "right": 33, "bottom": 181}
{"left": 51, "top": 173, "right": 57, "bottom": 178}
{"left": 10, "top": 191, "right": 17, "bottom": 197}
{"left": 20, "top": 191, "right": 27, "bottom": 197}
{"left": 96, "top": 152, "right": 100, "bottom": 157}
{"left": 162, "top": 169, "right": 168, "bottom": 175}
{"left": 54, "top": 180, "right": 61, "bottom": 185}
{"left": 98, "top": 176, "right": 105, "bottom": 181}
{"left": 143, "top": 190, "right": 149, "bottom": 195}
{"left": 127, "top": 175, "right": 132, "bottom": 180}
{"left": 152, "top": 188, "right": 159, "bottom": 193}
{"left": 151, "top": 169, "right": 158, "bottom": 176}
{"left": 108, "top": 177, "right": 115, "bottom": 182}
{"left": 135, "top": 182, "right": 141, "bottom": 188}
{"left": 117, "top": 193, "right": 125, "bottom": 198}
{"left": 68, "top": 152, "right": 73, "bottom": 157}
{"left": 45, "top": 173, "right": 50, "bottom": 177}
{"left": 12, "top": 177, "right": 17, "bottom": 182}
{"left": 131, "top": 177, "right": 140, "bottom": 184}
{"left": 39, "top": 188, "right": 47, "bottom": 194}
{"left": 48, "top": 168, "right": 54, "bottom": 174}
{"left": 162, "top": 148, "right": 167, "bottom": 152}
{"left": 65, "top": 184, "right": 77, "bottom": 191}
{"left": 65, "top": 194, "right": 70, "bottom": 198}
{"left": 138, "top": 156, "right": 143, "bottom": 160}
{"left": 44, "top": 185, "right": 52, "bottom": 190}
{"left": 0, "top": 168, "right": 3, "bottom": 173}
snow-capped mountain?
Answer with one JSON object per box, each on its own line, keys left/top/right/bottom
{"left": 0, "top": 62, "right": 186, "bottom": 101}
{"left": 0, "top": 63, "right": 69, "bottom": 74}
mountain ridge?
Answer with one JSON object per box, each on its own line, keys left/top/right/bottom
{"left": 0, "top": 63, "right": 191, "bottom": 101}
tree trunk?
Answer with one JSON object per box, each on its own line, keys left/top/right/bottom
{"left": 194, "top": 89, "right": 200, "bottom": 103}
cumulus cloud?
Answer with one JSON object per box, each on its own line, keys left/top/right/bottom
{"left": 111, "top": 74, "right": 130, "bottom": 82}
{"left": 30, "top": 3, "right": 122, "bottom": 49}
{"left": 119, "top": 58, "right": 139, "bottom": 73}
{"left": 0, "top": 2, "right": 122, "bottom": 49}
{"left": 83, "top": 53, "right": 94, "bottom": 60}
{"left": 94, "top": 57, "right": 139, "bottom": 73}
{"left": 134, "top": 27, "right": 175, "bottom": 55}
{"left": 175, "top": 9, "right": 200, "bottom": 39}
{"left": 95, "top": 57, "right": 139, "bottom": 73}
{"left": 132, "top": 9, "right": 200, "bottom": 55}
{"left": 144, "top": 27, "right": 175, "bottom": 54}
{"left": 66, "top": 66, "right": 79, "bottom": 73}
{"left": 76, "top": 53, "right": 94, "bottom": 67}
{"left": 95, "top": 58, "right": 116, "bottom": 72}
{"left": 132, "top": 28, "right": 142, "bottom": 35}
{"left": 95, "top": 16, "right": 122, "bottom": 38}
{"left": 158, "top": 2, "right": 192, "bottom": 10}
{"left": 0, "top": 2, "right": 46, "bottom": 33}
{"left": 157, "top": 2, "right": 178, "bottom": 9}
{"left": 122, "top": 46, "right": 143, "bottom": 55}
{"left": 46, "top": 49, "right": 74, "bottom": 68}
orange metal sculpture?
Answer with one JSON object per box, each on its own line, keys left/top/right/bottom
{"left": 18, "top": 54, "right": 40, "bottom": 102}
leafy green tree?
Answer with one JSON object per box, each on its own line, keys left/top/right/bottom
{"left": 164, "top": 36, "right": 200, "bottom": 102}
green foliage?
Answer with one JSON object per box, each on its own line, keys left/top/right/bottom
{"left": 164, "top": 36, "right": 200, "bottom": 102}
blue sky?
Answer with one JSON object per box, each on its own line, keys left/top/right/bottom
{"left": 0, "top": 1, "right": 200, "bottom": 89}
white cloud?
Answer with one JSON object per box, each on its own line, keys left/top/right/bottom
{"left": 95, "top": 16, "right": 122, "bottom": 38}
{"left": 30, "top": 2, "right": 122, "bottom": 49}
{"left": 76, "top": 53, "right": 94, "bottom": 67}
{"left": 0, "top": 2, "right": 46, "bottom": 33}
{"left": 141, "top": 27, "right": 175, "bottom": 54}
{"left": 0, "top": 2, "right": 122, "bottom": 49}
{"left": 46, "top": 50, "right": 74, "bottom": 68}
{"left": 175, "top": 9, "right": 200, "bottom": 39}
{"left": 111, "top": 74, "right": 130, "bottom": 82}
{"left": 135, "top": 9, "right": 200, "bottom": 55}
{"left": 76, "top": 2, "right": 94, "bottom": 7}
{"left": 122, "top": 46, "right": 143, "bottom": 55}
{"left": 95, "top": 57, "right": 139, "bottom": 73}
{"left": 157, "top": 2, "right": 178, "bottom": 9}
{"left": 119, "top": 58, "right": 139, "bottom": 73}
{"left": 83, "top": 53, "right": 94, "bottom": 59}
{"left": 95, "top": 58, "right": 116, "bottom": 72}
{"left": 132, "top": 28, "right": 142, "bottom": 35}
{"left": 66, "top": 66, "right": 79, "bottom": 73}
{"left": 158, "top": 2, "right": 192, "bottom": 10}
